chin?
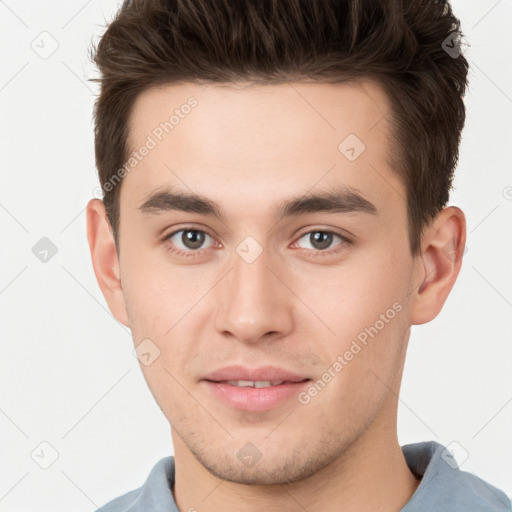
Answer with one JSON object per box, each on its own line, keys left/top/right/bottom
{"left": 189, "top": 439, "right": 344, "bottom": 486}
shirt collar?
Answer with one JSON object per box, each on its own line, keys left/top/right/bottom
{"left": 400, "top": 440, "right": 510, "bottom": 511}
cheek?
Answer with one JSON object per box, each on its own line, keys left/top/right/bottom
{"left": 291, "top": 247, "right": 412, "bottom": 392}
{"left": 292, "top": 254, "right": 407, "bottom": 337}
{"left": 120, "top": 242, "right": 210, "bottom": 335}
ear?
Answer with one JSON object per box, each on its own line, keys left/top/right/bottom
{"left": 410, "top": 206, "right": 466, "bottom": 325}
{"left": 86, "top": 198, "right": 130, "bottom": 327}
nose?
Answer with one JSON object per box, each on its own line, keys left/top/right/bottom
{"left": 213, "top": 244, "right": 294, "bottom": 344}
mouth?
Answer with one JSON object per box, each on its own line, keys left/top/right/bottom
{"left": 202, "top": 366, "right": 312, "bottom": 411}
{"left": 203, "top": 365, "right": 310, "bottom": 384}
{"left": 224, "top": 379, "right": 297, "bottom": 387}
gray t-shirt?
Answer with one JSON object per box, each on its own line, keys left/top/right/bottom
{"left": 95, "top": 440, "right": 511, "bottom": 511}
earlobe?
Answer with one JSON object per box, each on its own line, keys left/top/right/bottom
{"left": 410, "top": 206, "right": 466, "bottom": 325}
{"left": 86, "top": 198, "right": 130, "bottom": 327}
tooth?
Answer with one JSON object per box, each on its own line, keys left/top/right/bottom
{"left": 223, "top": 380, "right": 286, "bottom": 388}
{"left": 236, "top": 380, "right": 255, "bottom": 387}
{"left": 254, "top": 381, "right": 273, "bottom": 388}
{"left": 225, "top": 380, "right": 248, "bottom": 386}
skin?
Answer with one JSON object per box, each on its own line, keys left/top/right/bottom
{"left": 87, "top": 79, "right": 466, "bottom": 512}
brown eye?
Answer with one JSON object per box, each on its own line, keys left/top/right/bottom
{"left": 296, "top": 231, "right": 344, "bottom": 251}
{"left": 181, "top": 230, "right": 205, "bottom": 249}
{"left": 166, "top": 229, "right": 214, "bottom": 252}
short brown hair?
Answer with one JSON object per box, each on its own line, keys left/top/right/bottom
{"left": 90, "top": 0, "right": 469, "bottom": 254}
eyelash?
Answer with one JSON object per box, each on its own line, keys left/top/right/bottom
{"left": 162, "top": 227, "right": 352, "bottom": 258}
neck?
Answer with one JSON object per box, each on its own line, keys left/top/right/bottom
{"left": 171, "top": 409, "right": 420, "bottom": 512}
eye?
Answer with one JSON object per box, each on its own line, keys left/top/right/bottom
{"left": 294, "top": 230, "right": 348, "bottom": 253}
{"left": 164, "top": 228, "right": 215, "bottom": 253}
{"left": 162, "top": 227, "right": 350, "bottom": 259}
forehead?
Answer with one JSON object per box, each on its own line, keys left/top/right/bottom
{"left": 127, "top": 79, "right": 392, "bottom": 155}
{"left": 122, "top": 79, "right": 403, "bottom": 219}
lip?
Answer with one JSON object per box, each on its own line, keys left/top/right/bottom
{"left": 203, "top": 365, "right": 309, "bottom": 383}
{"left": 202, "top": 365, "right": 311, "bottom": 412}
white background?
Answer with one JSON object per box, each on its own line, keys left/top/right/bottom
{"left": 1, "top": 0, "right": 511, "bottom": 510}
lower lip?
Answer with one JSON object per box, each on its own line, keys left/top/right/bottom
{"left": 203, "top": 380, "right": 311, "bottom": 412}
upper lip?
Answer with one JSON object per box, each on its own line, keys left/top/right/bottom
{"left": 203, "top": 365, "right": 310, "bottom": 383}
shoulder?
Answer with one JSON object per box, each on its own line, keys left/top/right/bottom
{"left": 402, "top": 441, "right": 511, "bottom": 512}
{"left": 94, "top": 456, "right": 176, "bottom": 512}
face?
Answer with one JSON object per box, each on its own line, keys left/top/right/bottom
{"left": 112, "top": 80, "right": 423, "bottom": 484}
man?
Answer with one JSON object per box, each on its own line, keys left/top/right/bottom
{"left": 86, "top": 0, "right": 510, "bottom": 510}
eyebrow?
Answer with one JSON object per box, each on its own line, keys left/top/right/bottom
{"left": 138, "top": 186, "right": 377, "bottom": 220}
